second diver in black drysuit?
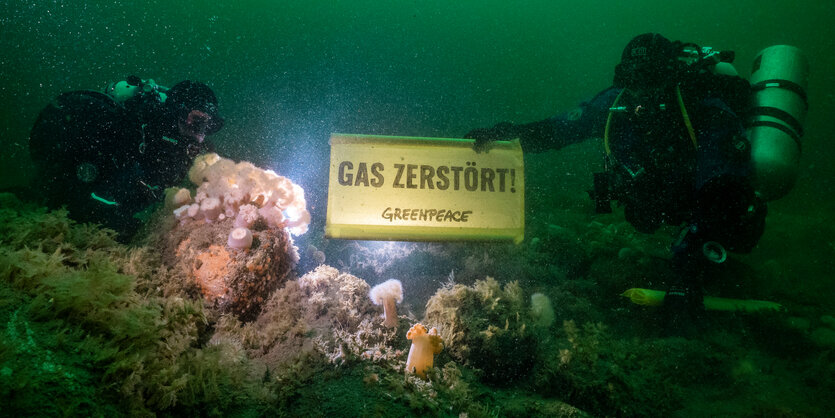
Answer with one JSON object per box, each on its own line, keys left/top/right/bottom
{"left": 466, "top": 33, "right": 767, "bottom": 326}
{"left": 29, "top": 76, "right": 224, "bottom": 241}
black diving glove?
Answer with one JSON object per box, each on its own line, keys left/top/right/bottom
{"left": 662, "top": 238, "right": 709, "bottom": 335}
{"left": 662, "top": 283, "right": 706, "bottom": 337}
{"left": 664, "top": 284, "right": 705, "bottom": 313}
{"left": 693, "top": 175, "right": 767, "bottom": 254}
{"left": 465, "top": 121, "right": 515, "bottom": 153}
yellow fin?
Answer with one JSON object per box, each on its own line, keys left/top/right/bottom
{"left": 622, "top": 288, "right": 783, "bottom": 312}
{"left": 621, "top": 288, "right": 666, "bottom": 307}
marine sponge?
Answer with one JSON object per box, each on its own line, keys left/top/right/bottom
{"left": 530, "top": 292, "right": 556, "bottom": 328}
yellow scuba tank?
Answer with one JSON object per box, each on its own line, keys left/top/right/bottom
{"left": 747, "top": 45, "right": 810, "bottom": 201}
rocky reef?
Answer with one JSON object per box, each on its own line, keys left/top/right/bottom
{"left": 425, "top": 277, "right": 537, "bottom": 384}
{"left": 3, "top": 186, "right": 835, "bottom": 416}
{"left": 155, "top": 215, "right": 298, "bottom": 321}
{"left": 148, "top": 154, "right": 310, "bottom": 321}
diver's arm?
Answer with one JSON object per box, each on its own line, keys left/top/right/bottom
{"left": 465, "top": 118, "right": 571, "bottom": 153}
{"left": 466, "top": 87, "right": 617, "bottom": 153}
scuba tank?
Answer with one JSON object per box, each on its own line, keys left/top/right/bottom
{"left": 747, "top": 45, "right": 809, "bottom": 201}
{"left": 104, "top": 76, "right": 169, "bottom": 104}
{"left": 103, "top": 76, "right": 171, "bottom": 128}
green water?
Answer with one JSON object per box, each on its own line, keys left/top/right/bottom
{"left": 6, "top": 0, "right": 830, "bottom": 306}
{"left": 1, "top": 1, "right": 834, "bottom": 416}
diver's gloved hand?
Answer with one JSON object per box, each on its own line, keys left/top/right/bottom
{"left": 662, "top": 283, "right": 706, "bottom": 336}
{"left": 693, "top": 175, "right": 766, "bottom": 254}
{"left": 664, "top": 284, "right": 705, "bottom": 312}
{"left": 465, "top": 121, "right": 515, "bottom": 153}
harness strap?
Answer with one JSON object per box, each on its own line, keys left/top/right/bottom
{"left": 675, "top": 85, "right": 699, "bottom": 150}
{"left": 90, "top": 192, "right": 118, "bottom": 206}
{"left": 604, "top": 85, "right": 698, "bottom": 161}
{"left": 603, "top": 89, "right": 626, "bottom": 156}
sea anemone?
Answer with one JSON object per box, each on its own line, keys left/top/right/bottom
{"left": 179, "top": 153, "right": 311, "bottom": 235}
{"left": 530, "top": 292, "right": 556, "bottom": 328}
{"left": 227, "top": 227, "right": 253, "bottom": 249}
{"left": 165, "top": 187, "right": 193, "bottom": 209}
{"left": 201, "top": 197, "right": 222, "bottom": 221}
{"left": 405, "top": 323, "right": 443, "bottom": 379}
{"left": 234, "top": 204, "right": 259, "bottom": 228}
{"left": 369, "top": 279, "right": 403, "bottom": 328}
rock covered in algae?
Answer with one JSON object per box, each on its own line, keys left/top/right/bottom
{"left": 150, "top": 153, "right": 311, "bottom": 321}
{"left": 297, "top": 265, "right": 377, "bottom": 331}
{"left": 300, "top": 266, "right": 410, "bottom": 364}
{"left": 156, "top": 215, "right": 299, "bottom": 321}
{"left": 423, "top": 276, "right": 538, "bottom": 383}
{"left": 218, "top": 265, "right": 402, "bottom": 368}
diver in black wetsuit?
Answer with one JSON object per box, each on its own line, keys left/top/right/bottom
{"left": 28, "top": 76, "right": 224, "bottom": 241}
{"left": 466, "top": 33, "right": 767, "bottom": 325}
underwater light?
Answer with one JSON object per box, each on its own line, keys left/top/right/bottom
{"left": 365, "top": 240, "right": 403, "bottom": 253}
{"left": 285, "top": 205, "right": 301, "bottom": 220}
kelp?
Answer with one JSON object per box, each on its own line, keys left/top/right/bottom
{"left": 0, "top": 194, "right": 266, "bottom": 416}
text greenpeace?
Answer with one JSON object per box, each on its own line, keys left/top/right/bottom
{"left": 381, "top": 207, "right": 473, "bottom": 223}
{"left": 326, "top": 134, "right": 525, "bottom": 243}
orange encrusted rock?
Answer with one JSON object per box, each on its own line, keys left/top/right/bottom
{"left": 158, "top": 216, "right": 299, "bottom": 321}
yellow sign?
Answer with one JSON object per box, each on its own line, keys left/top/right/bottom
{"left": 325, "top": 134, "right": 525, "bottom": 243}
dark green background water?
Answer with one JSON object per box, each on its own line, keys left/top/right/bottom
{"left": 1, "top": 1, "right": 833, "bottom": 306}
